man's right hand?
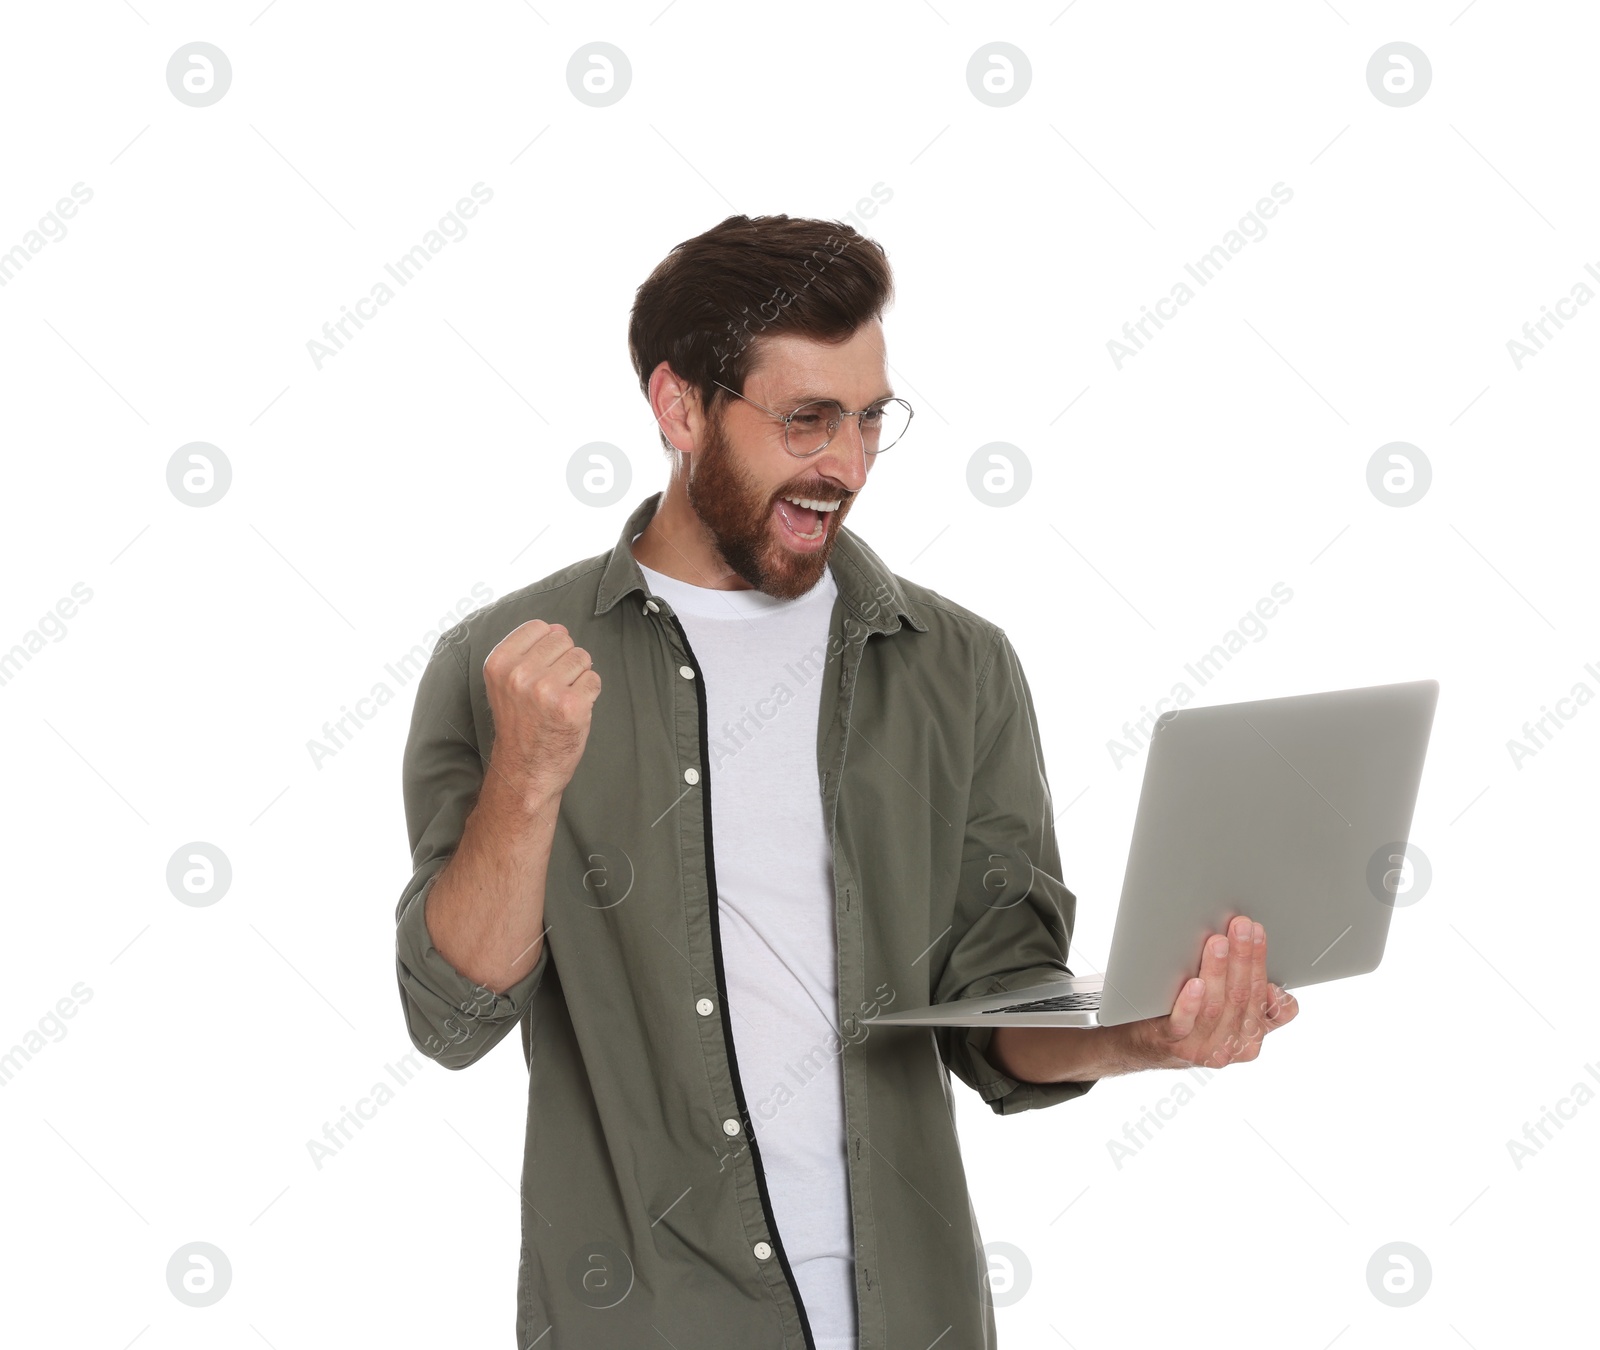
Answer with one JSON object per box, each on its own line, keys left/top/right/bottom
{"left": 482, "top": 619, "right": 602, "bottom": 802}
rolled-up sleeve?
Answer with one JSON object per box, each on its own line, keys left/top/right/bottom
{"left": 934, "top": 628, "right": 1099, "bottom": 1115}
{"left": 395, "top": 628, "right": 548, "bottom": 1069}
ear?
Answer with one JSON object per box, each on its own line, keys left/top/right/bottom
{"left": 648, "top": 361, "right": 703, "bottom": 456}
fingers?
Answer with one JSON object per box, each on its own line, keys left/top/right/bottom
{"left": 485, "top": 618, "right": 563, "bottom": 669}
{"left": 1224, "top": 914, "right": 1254, "bottom": 1020}
{"left": 1164, "top": 976, "right": 1206, "bottom": 1040}
{"left": 486, "top": 621, "right": 597, "bottom": 691}
{"left": 1159, "top": 919, "right": 1299, "bottom": 1068}
{"left": 1247, "top": 920, "right": 1269, "bottom": 1032}
{"left": 1194, "top": 916, "right": 1254, "bottom": 1065}
{"left": 1196, "top": 930, "right": 1230, "bottom": 1030}
{"left": 1264, "top": 984, "right": 1300, "bottom": 1029}
{"left": 1146, "top": 920, "right": 1304, "bottom": 1072}
{"left": 550, "top": 642, "right": 596, "bottom": 688}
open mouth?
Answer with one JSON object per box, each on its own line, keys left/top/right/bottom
{"left": 772, "top": 494, "right": 842, "bottom": 548}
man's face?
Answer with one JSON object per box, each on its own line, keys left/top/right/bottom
{"left": 686, "top": 322, "right": 889, "bottom": 600}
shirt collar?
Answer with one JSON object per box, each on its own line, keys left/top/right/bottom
{"left": 593, "top": 490, "right": 928, "bottom": 636}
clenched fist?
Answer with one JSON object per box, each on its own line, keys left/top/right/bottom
{"left": 482, "top": 619, "right": 602, "bottom": 801}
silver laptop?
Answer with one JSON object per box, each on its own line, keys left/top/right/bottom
{"left": 873, "top": 678, "right": 1439, "bottom": 1029}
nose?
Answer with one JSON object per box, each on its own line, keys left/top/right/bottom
{"left": 814, "top": 414, "right": 872, "bottom": 492}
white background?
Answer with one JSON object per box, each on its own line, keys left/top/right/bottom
{"left": 1, "top": 2, "right": 1595, "bottom": 1346}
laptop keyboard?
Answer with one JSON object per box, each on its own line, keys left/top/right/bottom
{"left": 982, "top": 989, "right": 1102, "bottom": 1014}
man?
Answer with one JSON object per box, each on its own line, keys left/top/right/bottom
{"left": 394, "top": 214, "right": 1298, "bottom": 1348}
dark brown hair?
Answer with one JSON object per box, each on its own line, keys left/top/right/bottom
{"left": 628, "top": 214, "right": 895, "bottom": 454}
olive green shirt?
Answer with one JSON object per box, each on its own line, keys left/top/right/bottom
{"left": 394, "top": 490, "right": 1097, "bottom": 1348}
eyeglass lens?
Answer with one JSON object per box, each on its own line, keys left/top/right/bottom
{"left": 787, "top": 399, "right": 912, "bottom": 455}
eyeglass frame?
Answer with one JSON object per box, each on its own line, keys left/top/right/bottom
{"left": 711, "top": 378, "right": 914, "bottom": 458}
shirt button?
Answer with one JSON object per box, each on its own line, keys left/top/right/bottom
{"left": 722, "top": 1117, "right": 741, "bottom": 1136}
{"left": 696, "top": 997, "right": 714, "bottom": 1016}
{"left": 678, "top": 664, "right": 695, "bottom": 680}
{"left": 645, "top": 599, "right": 660, "bottom": 613}
{"left": 684, "top": 767, "right": 700, "bottom": 785}
{"left": 753, "top": 1241, "right": 773, "bottom": 1261}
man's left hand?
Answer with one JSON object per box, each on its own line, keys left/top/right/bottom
{"left": 1128, "top": 913, "right": 1298, "bottom": 1070}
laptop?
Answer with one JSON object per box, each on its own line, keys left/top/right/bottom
{"left": 872, "top": 678, "right": 1439, "bottom": 1029}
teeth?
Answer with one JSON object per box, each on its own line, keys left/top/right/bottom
{"left": 782, "top": 496, "right": 840, "bottom": 512}
{"left": 777, "top": 497, "right": 829, "bottom": 540}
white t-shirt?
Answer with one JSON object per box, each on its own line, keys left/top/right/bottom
{"left": 636, "top": 552, "right": 857, "bottom": 1350}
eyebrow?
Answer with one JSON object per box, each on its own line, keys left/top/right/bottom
{"left": 778, "top": 388, "right": 896, "bottom": 407}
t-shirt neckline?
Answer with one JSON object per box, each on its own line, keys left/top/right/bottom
{"left": 632, "top": 534, "right": 836, "bottom": 620}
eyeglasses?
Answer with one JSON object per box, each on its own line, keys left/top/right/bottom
{"left": 712, "top": 379, "right": 914, "bottom": 458}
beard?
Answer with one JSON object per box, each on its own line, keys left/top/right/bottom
{"left": 685, "top": 408, "right": 854, "bottom": 600}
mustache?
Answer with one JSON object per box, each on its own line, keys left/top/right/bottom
{"left": 773, "top": 485, "right": 852, "bottom": 505}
